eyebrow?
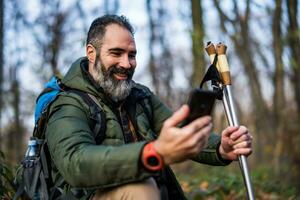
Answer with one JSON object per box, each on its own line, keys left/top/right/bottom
{"left": 108, "top": 48, "right": 137, "bottom": 54}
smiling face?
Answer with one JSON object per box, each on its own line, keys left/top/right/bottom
{"left": 87, "top": 23, "right": 137, "bottom": 101}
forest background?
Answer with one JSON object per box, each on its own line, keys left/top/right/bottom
{"left": 0, "top": 0, "right": 300, "bottom": 199}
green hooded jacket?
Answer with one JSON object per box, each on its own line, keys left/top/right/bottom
{"left": 45, "top": 57, "right": 230, "bottom": 199}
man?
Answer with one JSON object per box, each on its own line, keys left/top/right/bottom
{"left": 45, "top": 14, "right": 252, "bottom": 200}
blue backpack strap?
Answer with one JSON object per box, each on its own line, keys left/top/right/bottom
{"left": 35, "top": 77, "right": 62, "bottom": 123}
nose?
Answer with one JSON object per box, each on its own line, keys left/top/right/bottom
{"left": 119, "top": 55, "right": 132, "bottom": 69}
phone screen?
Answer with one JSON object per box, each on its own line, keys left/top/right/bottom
{"left": 182, "top": 89, "right": 217, "bottom": 126}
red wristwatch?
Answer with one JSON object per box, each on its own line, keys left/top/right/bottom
{"left": 142, "top": 142, "right": 164, "bottom": 171}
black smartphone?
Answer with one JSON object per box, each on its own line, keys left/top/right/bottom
{"left": 182, "top": 89, "right": 217, "bottom": 126}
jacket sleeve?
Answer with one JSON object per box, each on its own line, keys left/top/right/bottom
{"left": 193, "top": 133, "right": 232, "bottom": 166}
{"left": 45, "top": 94, "right": 156, "bottom": 189}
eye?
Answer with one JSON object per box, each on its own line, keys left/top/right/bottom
{"left": 129, "top": 53, "right": 136, "bottom": 59}
{"left": 128, "top": 54, "right": 135, "bottom": 59}
{"left": 111, "top": 51, "right": 122, "bottom": 56}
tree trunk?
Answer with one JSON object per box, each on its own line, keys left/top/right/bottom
{"left": 287, "top": 0, "right": 300, "bottom": 122}
{"left": 10, "top": 67, "right": 23, "bottom": 163}
{"left": 145, "top": 0, "right": 174, "bottom": 106}
{"left": 190, "top": 0, "right": 206, "bottom": 88}
{"left": 272, "top": 0, "right": 286, "bottom": 176}
{"left": 35, "top": 1, "right": 69, "bottom": 78}
{"left": 48, "top": 10, "right": 66, "bottom": 77}
{"left": 146, "top": 0, "right": 160, "bottom": 95}
{"left": 0, "top": 0, "right": 4, "bottom": 150}
{"left": 286, "top": 0, "right": 300, "bottom": 188}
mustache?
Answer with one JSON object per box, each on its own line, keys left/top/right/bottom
{"left": 108, "top": 66, "right": 135, "bottom": 78}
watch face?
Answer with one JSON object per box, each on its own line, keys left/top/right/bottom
{"left": 147, "top": 156, "right": 159, "bottom": 166}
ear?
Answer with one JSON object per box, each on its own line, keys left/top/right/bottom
{"left": 86, "top": 44, "right": 96, "bottom": 64}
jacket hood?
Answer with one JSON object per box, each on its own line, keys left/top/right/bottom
{"left": 62, "top": 57, "right": 100, "bottom": 97}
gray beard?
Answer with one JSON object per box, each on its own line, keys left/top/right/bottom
{"left": 94, "top": 61, "right": 134, "bottom": 102}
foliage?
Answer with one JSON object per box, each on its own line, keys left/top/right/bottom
{"left": 0, "top": 150, "right": 299, "bottom": 199}
{"left": 175, "top": 162, "right": 298, "bottom": 200}
{"left": 0, "top": 151, "right": 15, "bottom": 200}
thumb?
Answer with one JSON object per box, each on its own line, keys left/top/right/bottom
{"left": 164, "top": 105, "right": 189, "bottom": 128}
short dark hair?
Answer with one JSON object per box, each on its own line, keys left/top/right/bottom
{"left": 86, "top": 15, "right": 134, "bottom": 50}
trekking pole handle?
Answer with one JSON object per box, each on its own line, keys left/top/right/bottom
{"left": 205, "top": 42, "right": 220, "bottom": 71}
{"left": 215, "top": 43, "right": 231, "bottom": 85}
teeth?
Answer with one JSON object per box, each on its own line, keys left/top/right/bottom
{"left": 116, "top": 73, "right": 126, "bottom": 77}
{"left": 114, "top": 73, "right": 127, "bottom": 80}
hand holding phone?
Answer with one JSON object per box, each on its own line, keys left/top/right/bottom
{"left": 182, "top": 89, "right": 217, "bottom": 126}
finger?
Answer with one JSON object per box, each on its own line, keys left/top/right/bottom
{"left": 222, "top": 126, "right": 239, "bottom": 138}
{"left": 164, "top": 105, "right": 190, "bottom": 128}
{"left": 187, "top": 133, "right": 209, "bottom": 156}
{"left": 249, "top": 134, "right": 253, "bottom": 140}
{"left": 193, "top": 139, "right": 208, "bottom": 155}
{"left": 182, "top": 123, "right": 212, "bottom": 155}
{"left": 193, "top": 123, "right": 212, "bottom": 144}
{"left": 183, "top": 122, "right": 212, "bottom": 149}
{"left": 233, "top": 140, "right": 252, "bottom": 149}
{"left": 231, "top": 134, "right": 252, "bottom": 145}
{"left": 233, "top": 148, "right": 252, "bottom": 156}
{"left": 182, "top": 116, "right": 212, "bottom": 134}
{"left": 230, "top": 126, "right": 248, "bottom": 140}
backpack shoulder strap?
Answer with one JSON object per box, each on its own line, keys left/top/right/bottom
{"left": 129, "top": 84, "right": 154, "bottom": 135}
{"left": 134, "top": 84, "right": 154, "bottom": 126}
{"left": 139, "top": 96, "right": 153, "bottom": 128}
{"left": 66, "top": 89, "right": 106, "bottom": 144}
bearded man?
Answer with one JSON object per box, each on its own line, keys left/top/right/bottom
{"left": 45, "top": 14, "right": 252, "bottom": 200}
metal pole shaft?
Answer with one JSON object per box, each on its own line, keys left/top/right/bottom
{"left": 223, "top": 85, "right": 255, "bottom": 200}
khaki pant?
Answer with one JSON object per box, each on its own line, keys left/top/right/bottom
{"left": 91, "top": 178, "right": 160, "bottom": 200}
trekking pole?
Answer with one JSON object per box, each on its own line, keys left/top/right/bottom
{"left": 205, "top": 42, "right": 255, "bottom": 200}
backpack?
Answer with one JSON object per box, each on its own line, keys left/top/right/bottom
{"left": 13, "top": 76, "right": 154, "bottom": 200}
{"left": 13, "top": 76, "right": 106, "bottom": 200}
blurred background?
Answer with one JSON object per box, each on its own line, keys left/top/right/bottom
{"left": 0, "top": 0, "right": 299, "bottom": 199}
